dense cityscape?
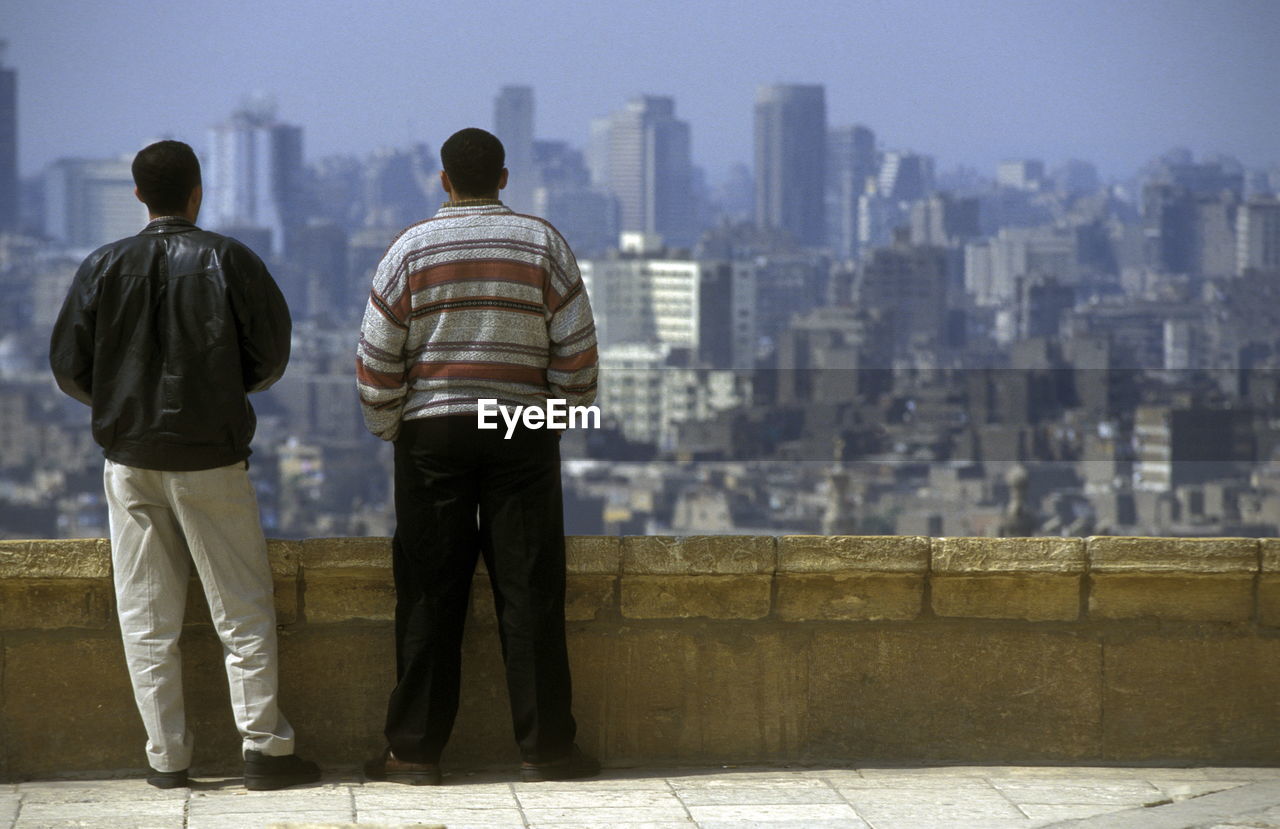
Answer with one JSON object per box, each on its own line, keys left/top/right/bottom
{"left": 1, "top": 46, "right": 1279, "bottom": 541}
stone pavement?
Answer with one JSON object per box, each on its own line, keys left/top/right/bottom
{"left": 3, "top": 765, "right": 1280, "bottom": 829}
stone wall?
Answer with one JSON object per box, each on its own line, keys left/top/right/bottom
{"left": 2, "top": 535, "right": 1278, "bottom": 778}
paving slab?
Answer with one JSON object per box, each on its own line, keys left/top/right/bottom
{"left": 187, "top": 812, "right": 355, "bottom": 829}
{"left": 676, "top": 786, "right": 846, "bottom": 806}
{"left": 1039, "top": 780, "right": 1280, "bottom": 827}
{"left": 357, "top": 806, "right": 525, "bottom": 825}
{"left": 355, "top": 788, "right": 519, "bottom": 809}
{"left": 991, "top": 778, "right": 1168, "bottom": 806}
{"left": 516, "top": 788, "right": 682, "bottom": 808}
{"left": 523, "top": 804, "right": 693, "bottom": 823}
{"left": 687, "top": 803, "right": 866, "bottom": 823}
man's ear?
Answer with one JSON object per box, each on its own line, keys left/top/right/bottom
{"left": 498, "top": 168, "right": 509, "bottom": 191}
{"left": 440, "top": 169, "right": 452, "bottom": 196}
{"left": 134, "top": 186, "right": 146, "bottom": 205}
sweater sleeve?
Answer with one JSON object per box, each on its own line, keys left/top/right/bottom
{"left": 356, "top": 243, "right": 412, "bottom": 441}
{"left": 544, "top": 229, "right": 598, "bottom": 408}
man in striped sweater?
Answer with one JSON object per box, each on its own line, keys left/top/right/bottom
{"left": 357, "top": 128, "right": 599, "bottom": 784}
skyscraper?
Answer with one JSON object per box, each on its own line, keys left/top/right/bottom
{"left": 0, "top": 42, "right": 17, "bottom": 231}
{"left": 493, "top": 85, "right": 535, "bottom": 214}
{"left": 591, "top": 96, "right": 694, "bottom": 248}
{"left": 205, "top": 98, "right": 303, "bottom": 258}
{"left": 826, "top": 124, "right": 876, "bottom": 258}
{"left": 754, "top": 84, "right": 826, "bottom": 247}
{"left": 43, "top": 156, "right": 148, "bottom": 249}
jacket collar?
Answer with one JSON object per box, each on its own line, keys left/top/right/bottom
{"left": 140, "top": 216, "right": 198, "bottom": 235}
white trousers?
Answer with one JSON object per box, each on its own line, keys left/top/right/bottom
{"left": 104, "top": 459, "right": 296, "bottom": 771}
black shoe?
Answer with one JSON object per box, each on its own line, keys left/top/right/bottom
{"left": 146, "top": 768, "right": 189, "bottom": 789}
{"left": 520, "top": 744, "right": 601, "bottom": 783}
{"left": 364, "top": 748, "right": 442, "bottom": 786}
{"left": 243, "top": 750, "right": 321, "bottom": 791}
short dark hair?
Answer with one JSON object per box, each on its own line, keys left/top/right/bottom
{"left": 440, "top": 128, "right": 505, "bottom": 196}
{"left": 132, "top": 140, "right": 201, "bottom": 214}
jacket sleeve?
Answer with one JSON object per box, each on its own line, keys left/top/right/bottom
{"left": 226, "top": 243, "right": 292, "bottom": 393}
{"left": 48, "top": 254, "right": 101, "bottom": 407}
{"left": 544, "top": 229, "right": 598, "bottom": 408}
{"left": 356, "top": 243, "right": 411, "bottom": 441}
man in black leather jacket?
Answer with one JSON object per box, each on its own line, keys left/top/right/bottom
{"left": 49, "top": 140, "right": 319, "bottom": 791}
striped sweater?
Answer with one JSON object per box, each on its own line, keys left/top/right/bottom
{"left": 356, "top": 201, "right": 598, "bottom": 441}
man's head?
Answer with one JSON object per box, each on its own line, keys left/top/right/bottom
{"left": 132, "top": 140, "right": 202, "bottom": 219}
{"left": 439, "top": 128, "right": 508, "bottom": 200}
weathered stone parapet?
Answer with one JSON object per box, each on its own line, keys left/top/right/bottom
{"left": 775, "top": 536, "right": 926, "bottom": 621}
{"left": 931, "top": 537, "right": 1084, "bottom": 622}
{"left": 1257, "top": 538, "right": 1280, "bottom": 628}
{"left": 3, "top": 534, "right": 1280, "bottom": 778}
{"left": 1087, "top": 536, "right": 1258, "bottom": 622}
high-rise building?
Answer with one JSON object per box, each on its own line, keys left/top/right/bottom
{"left": 205, "top": 98, "right": 304, "bottom": 258}
{"left": 754, "top": 84, "right": 826, "bottom": 247}
{"left": 826, "top": 124, "right": 876, "bottom": 258}
{"left": 996, "top": 159, "right": 1045, "bottom": 192}
{"left": 0, "top": 43, "right": 16, "bottom": 231}
{"left": 878, "top": 151, "right": 934, "bottom": 202}
{"left": 1237, "top": 197, "right": 1280, "bottom": 276}
{"left": 493, "top": 85, "right": 535, "bottom": 214}
{"left": 43, "top": 156, "right": 148, "bottom": 249}
{"left": 590, "top": 96, "right": 694, "bottom": 248}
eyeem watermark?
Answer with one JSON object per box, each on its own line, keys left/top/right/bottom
{"left": 477, "top": 399, "right": 601, "bottom": 439}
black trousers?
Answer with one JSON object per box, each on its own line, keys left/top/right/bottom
{"left": 384, "top": 415, "right": 576, "bottom": 764}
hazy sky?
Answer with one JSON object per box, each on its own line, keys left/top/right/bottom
{"left": 6, "top": 0, "right": 1278, "bottom": 181}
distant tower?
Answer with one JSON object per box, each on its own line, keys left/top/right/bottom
{"left": 878, "top": 151, "right": 934, "bottom": 202}
{"left": 0, "top": 42, "right": 17, "bottom": 230}
{"left": 826, "top": 124, "right": 876, "bottom": 258}
{"left": 754, "top": 84, "right": 826, "bottom": 247}
{"left": 493, "top": 85, "right": 535, "bottom": 213}
{"left": 44, "top": 156, "right": 149, "bottom": 249}
{"left": 1237, "top": 197, "right": 1280, "bottom": 276}
{"left": 205, "top": 96, "right": 304, "bottom": 258}
{"left": 591, "top": 95, "right": 694, "bottom": 247}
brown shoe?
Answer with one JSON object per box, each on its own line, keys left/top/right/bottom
{"left": 364, "top": 748, "right": 442, "bottom": 786}
{"left": 520, "top": 744, "right": 601, "bottom": 782}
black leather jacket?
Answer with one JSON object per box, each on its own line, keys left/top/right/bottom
{"left": 49, "top": 217, "right": 291, "bottom": 471}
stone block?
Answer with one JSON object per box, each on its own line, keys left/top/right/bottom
{"left": 1262, "top": 540, "right": 1280, "bottom": 628}
{"left": 933, "top": 537, "right": 1085, "bottom": 573}
{"left": 2, "top": 633, "right": 144, "bottom": 775}
{"left": 932, "top": 574, "right": 1081, "bottom": 621}
{"left": 566, "top": 574, "right": 617, "bottom": 621}
{"left": 567, "top": 535, "right": 622, "bottom": 574}
{"left": 300, "top": 536, "right": 392, "bottom": 569}
{"left": 266, "top": 539, "right": 303, "bottom": 575}
{"left": 1089, "top": 574, "right": 1254, "bottom": 622}
{"left": 0, "top": 578, "right": 112, "bottom": 630}
{"left": 1103, "top": 635, "right": 1280, "bottom": 764}
{"left": 806, "top": 627, "right": 1102, "bottom": 763}
{"left": 302, "top": 566, "right": 394, "bottom": 622}
{"left": 605, "top": 628, "right": 807, "bottom": 765}
{"left": 778, "top": 535, "right": 929, "bottom": 573}
{"left": 277, "top": 625, "right": 396, "bottom": 767}
{"left": 775, "top": 574, "right": 923, "bottom": 621}
{"left": 622, "top": 536, "right": 775, "bottom": 575}
{"left": 620, "top": 575, "right": 772, "bottom": 619}
{"left": 184, "top": 575, "right": 299, "bottom": 626}
{"left": 0, "top": 539, "right": 110, "bottom": 578}
{"left": 1088, "top": 536, "right": 1257, "bottom": 573}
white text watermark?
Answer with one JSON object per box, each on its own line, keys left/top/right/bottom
{"left": 477, "top": 399, "right": 601, "bottom": 439}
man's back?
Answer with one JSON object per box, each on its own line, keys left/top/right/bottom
{"left": 50, "top": 217, "right": 291, "bottom": 471}
{"left": 357, "top": 201, "right": 596, "bottom": 439}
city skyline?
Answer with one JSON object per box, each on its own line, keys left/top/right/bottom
{"left": 5, "top": 0, "right": 1279, "bottom": 183}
